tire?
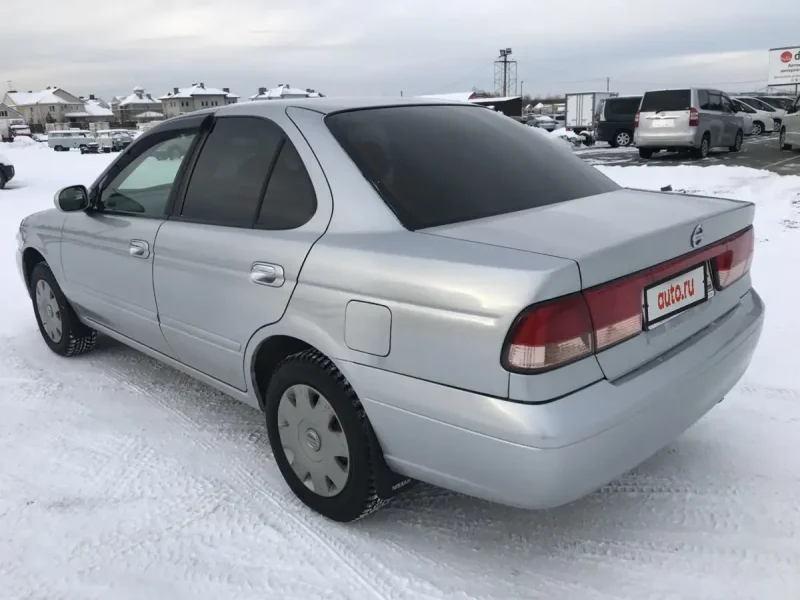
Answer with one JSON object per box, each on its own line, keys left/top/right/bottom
{"left": 692, "top": 134, "right": 710, "bottom": 159}
{"left": 265, "top": 349, "right": 387, "bottom": 522}
{"left": 780, "top": 128, "right": 792, "bottom": 151}
{"left": 638, "top": 148, "right": 654, "bottom": 159}
{"left": 614, "top": 130, "right": 632, "bottom": 147}
{"left": 729, "top": 130, "right": 743, "bottom": 153}
{"left": 0, "top": 171, "right": 6, "bottom": 190}
{"left": 54, "top": 145, "right": 62, "bottom": 152}
{"left": 752, "top": 122, "right": 763, "bottom": 136}
{"left": 29, "top": 262, "right": 97, "bottom": 357}
{"left": 80, "top": 148, "right": 85, "bottom": 155}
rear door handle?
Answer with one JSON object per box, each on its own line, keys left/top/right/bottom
{"left": 129, "top": 239, "right": 150, "bottom": 258}
{"left": 251, "top": 262, "right": 285, "bottom": 287}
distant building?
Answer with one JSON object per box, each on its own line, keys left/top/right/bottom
{"left": 0, "top": 102, "right": 23, "bottom": 120}
{"left": 159, "top": 83, "right": 239, "bottom": 117}
{"left": 115, "top": 86, "right": 161, "bottom": 123}
{"left": 2, "top": 87, "right": 85, "bottom": 125}
{"left": 62, "top": 95, "right": 115, "bottom": 126}
{"left": 249, "top": 84, "right": 324, "bottom": 100}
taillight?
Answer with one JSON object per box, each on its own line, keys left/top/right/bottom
{"left": 689, "top": 108, "right": 699, "bottom": 127}
{"left": 714, "top": 227, "right": 754, "bottom": 288}
{"left": 583, "top": 272, "right": 649, "bottom": 351}
{"left": 634, "top": 110, "right": 640, "bottom": 128}
{"left": 504, "top": 294, "right": 594, "bottom": 372}
{"left": 503, "top": 226, "right": 755, "bottom": 373}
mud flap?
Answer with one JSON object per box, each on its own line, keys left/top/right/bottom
{"left": 366, "top": 420, "right": 415, "bottom": 500}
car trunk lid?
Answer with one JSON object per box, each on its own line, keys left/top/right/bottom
{"left": 423, "top": 188, "right": 755, "bottom": 379}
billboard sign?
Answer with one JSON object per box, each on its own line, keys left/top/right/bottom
{"left": 768, "top": 46, "right": 800, "bottom": 86}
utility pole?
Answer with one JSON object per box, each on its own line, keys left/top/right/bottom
{"left": 606, "top": 77, "right": 610, "bottom": 92}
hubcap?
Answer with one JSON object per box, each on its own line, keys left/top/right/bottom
{"left": 616, "top": 132, "right": 630, "bottom": 146}
{"left": 35, "top": 280, "right": 63, "bottom": 343}
{"left": 754, "top": 124, "right": 761, "bottom": 135}
{"left": 277, "top": 384, "right": 350, "bottom": 497}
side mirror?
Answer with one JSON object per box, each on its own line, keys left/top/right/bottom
{"left": 54, "top": 185, "right": 90, "bottom": 212}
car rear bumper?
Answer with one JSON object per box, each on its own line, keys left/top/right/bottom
{"left": 349, "top": 288, "right": 764, "bottom": 509}
{"left": 635, "top": 130, "right": 698, "bottom": 148}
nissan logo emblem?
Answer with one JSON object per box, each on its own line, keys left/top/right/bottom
{"left": 690, "top": 224, "right": 704, "bottom": 248}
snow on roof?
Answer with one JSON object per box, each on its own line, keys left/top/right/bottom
{"left": 134, "top": 111, "right": 164, "bottom": 119}
{"left": 64, "top": 112, "right": 91, "bottom": 118}
{"left": 418, "top": 92, "right": 478, "bottom": 103}
{"left": 159, "top": 84, "right": 239, "bottom": 100}
{"left": 249, "top": 85, "right": 322, "bottom": 101}
{"left": 7, "top": 87, "right": 78, "bottom": 106}
{"left": 119, "top": 88, "right": 159, "bottom": 106}
{"left": 84, "top": 100, "right": 114, "bottom": 118}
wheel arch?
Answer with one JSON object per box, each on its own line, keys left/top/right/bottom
{"left": 22, "top": 247, "right": 47, "bottom": 294}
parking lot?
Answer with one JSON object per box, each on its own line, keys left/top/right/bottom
{"left": 577, "top": 133, "right": 800, "bottom": 175}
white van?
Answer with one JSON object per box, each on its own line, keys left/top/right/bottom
{"left": 48, "top": 130, "right": 96, "bottom": 152}
{"left": 95, "top": 129, "right": 136, "bottom": 152}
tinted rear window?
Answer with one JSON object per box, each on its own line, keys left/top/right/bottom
{"left": 640, "top": 90, "right": 691, "bottom": 112}
{"left": 604, "top": 97, "right": 641, "bottom": 117}
{"left": 325, "top": 105, "right": 618, "bottom": 230}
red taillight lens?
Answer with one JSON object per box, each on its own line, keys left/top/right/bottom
{"left": 714, "top": 227, "right": 754, "bottom": 288}
{"left": 634, "top": 110, "right": 640, "bottom": 128}
{"left": 505, "top": 294, "right": 594, "bottom": 372}
{"left": 689, "top": 107, "right": 699, "bottom": 127}
{"left": 583, "top": 272, "right": 648, "bottom": 351}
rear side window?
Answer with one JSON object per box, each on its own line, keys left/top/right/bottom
{"left": 326, "top": 105, "right": 618, "bottom": 230}
{"left": 640, "top": 90, "right": 691, "bottom": 112}
{"left": 604, "top": 97, "right": 641, "bottom": 118}
{"left": 181, "top": 117, "right": 282, "bottom": 226}
{"left": 255, "top": 140, "right": 317, "bottom": 230}
{"left": 701, "top": 92, "right": 722, "bottom": 111}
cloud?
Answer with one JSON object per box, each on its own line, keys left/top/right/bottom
{"left": 3, "top": 0, "right": 799, "bottom": 100}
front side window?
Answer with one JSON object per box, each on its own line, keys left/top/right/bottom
{"left": 100, "top": 132, "right": 197, "bottom": 216}
{"left": 181, "top": 117, "right": 283, "bottom": 225}
{"left": 326, "top": 105, "right": 618, "bottom": 230}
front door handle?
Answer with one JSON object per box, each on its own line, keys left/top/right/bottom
{"left": 251, "top": 262, "right": 285, "bottom": 287}
{"left": 129, "top": 239, "right": 150, "bottom": 258}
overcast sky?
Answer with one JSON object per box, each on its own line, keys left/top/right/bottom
{"left": 3, "top": 0, "right": 799, "bottom": 101}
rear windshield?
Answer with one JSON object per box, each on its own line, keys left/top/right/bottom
{"left": 759, "top": 97, "right": 793, "bottom": 110}
{"left": 325, "top": 105, "right": 619, "bottom": 230}
{"left": 640, "top": 90, "right": 691, "bottom": 112}
{"left": 604, "top": 97, "right": 641, "bottom": 117}
{"left": 740, "top": 97, "right": 775, "bottom": 112}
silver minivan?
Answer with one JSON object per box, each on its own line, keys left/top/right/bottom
{"left": 634, "top": 88, "right": 744, "bottom": 159}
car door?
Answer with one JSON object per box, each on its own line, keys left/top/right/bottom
{"left": 60, "top": 115, "right": 206, "bottom": 355}
{"left": 732, "top": 99, "right": 754, "bottom": 134}
{"left": 152, "top": 113, "right": 332, "bottom": 390}
{"left": 786, "top": 94, "right": 800, "bottom": 145}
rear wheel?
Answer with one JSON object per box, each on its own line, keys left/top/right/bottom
{"left": 54, "top": 145, "right": 63, "bottom": 152}
{"left": 265, "top": 349, "right": 387, "bottom": 522}
{"left": 780, "top": 128, "right": 792, "bottom": 150}
{"left": 692, "top": 134, "right": 710, "bottom": 159}
{"left": 613, "top": 130, "right": 632, "bottom": 147}
{"left": 29, "top": 263, "right": 97, "bottom": 357}
{"left": 638, "top": 148, "right": 654, "bottom": 159}
{"left": 729, "top": 130, "right": 743, "bottom": 153}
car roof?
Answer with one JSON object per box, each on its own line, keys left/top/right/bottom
{"left": 215, "top": 96, "right": 475, "bottom": 117}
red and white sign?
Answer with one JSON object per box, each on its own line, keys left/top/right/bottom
{"left": 645, "top": 265, "right": 707, "bottom": 325}
{"left": 769, "top": 46, "right": 800, "bottom": 86}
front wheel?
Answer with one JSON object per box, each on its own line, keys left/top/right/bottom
{"left": 0, "top": 171, "right": 6, "bottom": 189}
{"left": 729, "top": 130, "right": 743, "bottom": 153}
{"left": 638, "top": 148, "right": 654, "bottom": 159}
{"left": 265, "top": 350, "right": 387, "bottom": 522}
{"left": 29, "top": 263, "right": 97, "bottom": 357}
{"left": 752, "top": 122, "right": 763, "bottom": 136}
{"left": 780, "top": 128, "right": 792, "bottom": 151}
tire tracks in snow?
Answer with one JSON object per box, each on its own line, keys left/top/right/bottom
{"left": 94, "top": 360, "right": 392, "bottom": 600}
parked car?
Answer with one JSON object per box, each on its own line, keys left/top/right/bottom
{"left": 0, "top": 151, "right": 14, "bottom": 189}
{"left": 595, "top": 95, "right": 641, "bottom": 147}
{"left": 635, "top": 88, "right": 744, "bottom": 159}
{"left": 731, "top": 98, "right": 774, "bottom": 136}
{"left": 528, "top": 114, "right": 558, "bottom": 131}
{"left": 31, "top": 133, "right": 48, "bottom": 143}
{"left": 755, "top": 95, "right": 796, "bottom": 112}
{"left": 16, "top": 98, "right": 764, "bottom": 522}
{"left": 735, "top": 96, "right": 784, "bottom": 132}
{"left": 79, "top": 140, "right": 102, "bottom": 154}
{"left": 48, "top": 130, "right": 96, "bottom": 152}
{"left": 779, "top": 93, "right": 800, "bottom": 150}
{"left": 96, "top": 129, "right": 137, "bottom": 152}
{"left": 111, "top": 132, "right": 133, "bottom": 152}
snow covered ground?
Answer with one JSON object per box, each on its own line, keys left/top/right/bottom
{"left": 1, "top": 142, "right": 799, "bottom": 600}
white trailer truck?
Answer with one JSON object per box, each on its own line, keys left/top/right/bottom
{"left": 565, "top": 91, "right": 617, "bottom": 142}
